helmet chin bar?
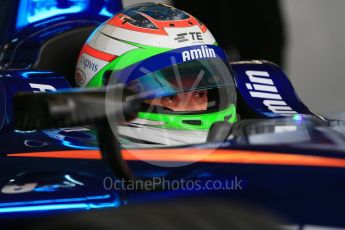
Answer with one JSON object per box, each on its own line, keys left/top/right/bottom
{"left": 13, "top": 85, "right": 142, "bottom": 183}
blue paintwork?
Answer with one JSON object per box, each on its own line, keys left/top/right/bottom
{"left": 0, "top": 0, "right": 122, "bottom": 44}
{"left": 232, "top": 60, "right": 324, "bottom": 119}
{"left": 1, "top": 55, "right": 344, "bottom": 228}
{"left": 0, "top": 68, "right": 345, "bottom": 227}
{"left": 0, "top": 70, "right": 71, "bottom": 132}
{"left": 1, "top": 19, "right": 100, "bottom": 70}
{"left": 0, "top": 1, "right": 345, "bottom": 229}
{"left": 0, "top": 0, "right": 122, "bottom": 70}
{"left": 2, "top": 131, "right": 345, "bottom": 227}
{"left": 0, "top": 171, "right": 120, "bottom": 216}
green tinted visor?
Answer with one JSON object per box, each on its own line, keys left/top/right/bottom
{"left": 130, "top": 58, "right": 237, "bottom": 130}
{"left": 126, "top": 58, "right": 235, "bottom": 101}
{"left": 110, "top": 46, "right": 238, "bottom": 130}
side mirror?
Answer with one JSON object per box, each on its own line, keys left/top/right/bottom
{"left": 14, "top": 85, "right": 139, "bottom": 129}
{"left": 14, "top": 85, "right": 140, "bottom": 181}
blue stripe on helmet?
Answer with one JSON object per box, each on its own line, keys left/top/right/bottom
{"left": 113, "top": 45, "right": 230, "bottom": 83}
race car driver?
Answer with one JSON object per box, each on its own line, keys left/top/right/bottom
{"left": 75, "top": 3, "right": 237, "bottom": 147}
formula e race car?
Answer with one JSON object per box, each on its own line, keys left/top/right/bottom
{"left": 1, "top": 1, "right": 345, "bottom": 230}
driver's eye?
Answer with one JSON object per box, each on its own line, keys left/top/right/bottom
{"left": 162, "top": 95, "right": 177, "bottom": 103}
{"left": 194, "top": 91, "right": 206, "bottom": 98}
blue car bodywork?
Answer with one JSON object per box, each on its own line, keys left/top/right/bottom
{"left": 1, "top": 1, "right": 345, "bottom": 229}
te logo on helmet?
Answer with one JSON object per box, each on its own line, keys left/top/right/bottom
{"left": 174, "top": 32, "right": 203, "bottom": 43}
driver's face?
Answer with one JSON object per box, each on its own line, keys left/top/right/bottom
{"left": 146, "top": 90, "right": 208, "bottom": 112}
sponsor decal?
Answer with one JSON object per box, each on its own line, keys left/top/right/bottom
{"left": 75, "top": 68, "right": 86, "bottom": 86}
{"left": 76, "top": 53, "right": 109, "bottom": 86}
{"left": 174, "top": 32, "right": 203, "bottom": 43}
{"left": 29, "top": 83, "right": 57, "bottom": 92}
{"left": 80, "top": 56, "right": 98, "bottom": 72}
{"left": 245, "top": 70, "right": 297, "bottom": 114}
{"left": 182, "top": 45, "right": 216, "bottom": 62}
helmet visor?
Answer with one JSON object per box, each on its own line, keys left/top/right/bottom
{"left": 126, "top": 58, "right": 236, "bottom": 114}
{"left": 127, "top": 58, "right": 234, "bottom": 99}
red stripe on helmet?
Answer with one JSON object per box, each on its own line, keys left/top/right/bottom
{"left": 81, "top": 44, "right": 117, "bottom": 62}
{"left": 107, "top": 13, "right": 207, "bottom": 35}
{"left": 107, "top": 13, "right": 168, "bottom": 35}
